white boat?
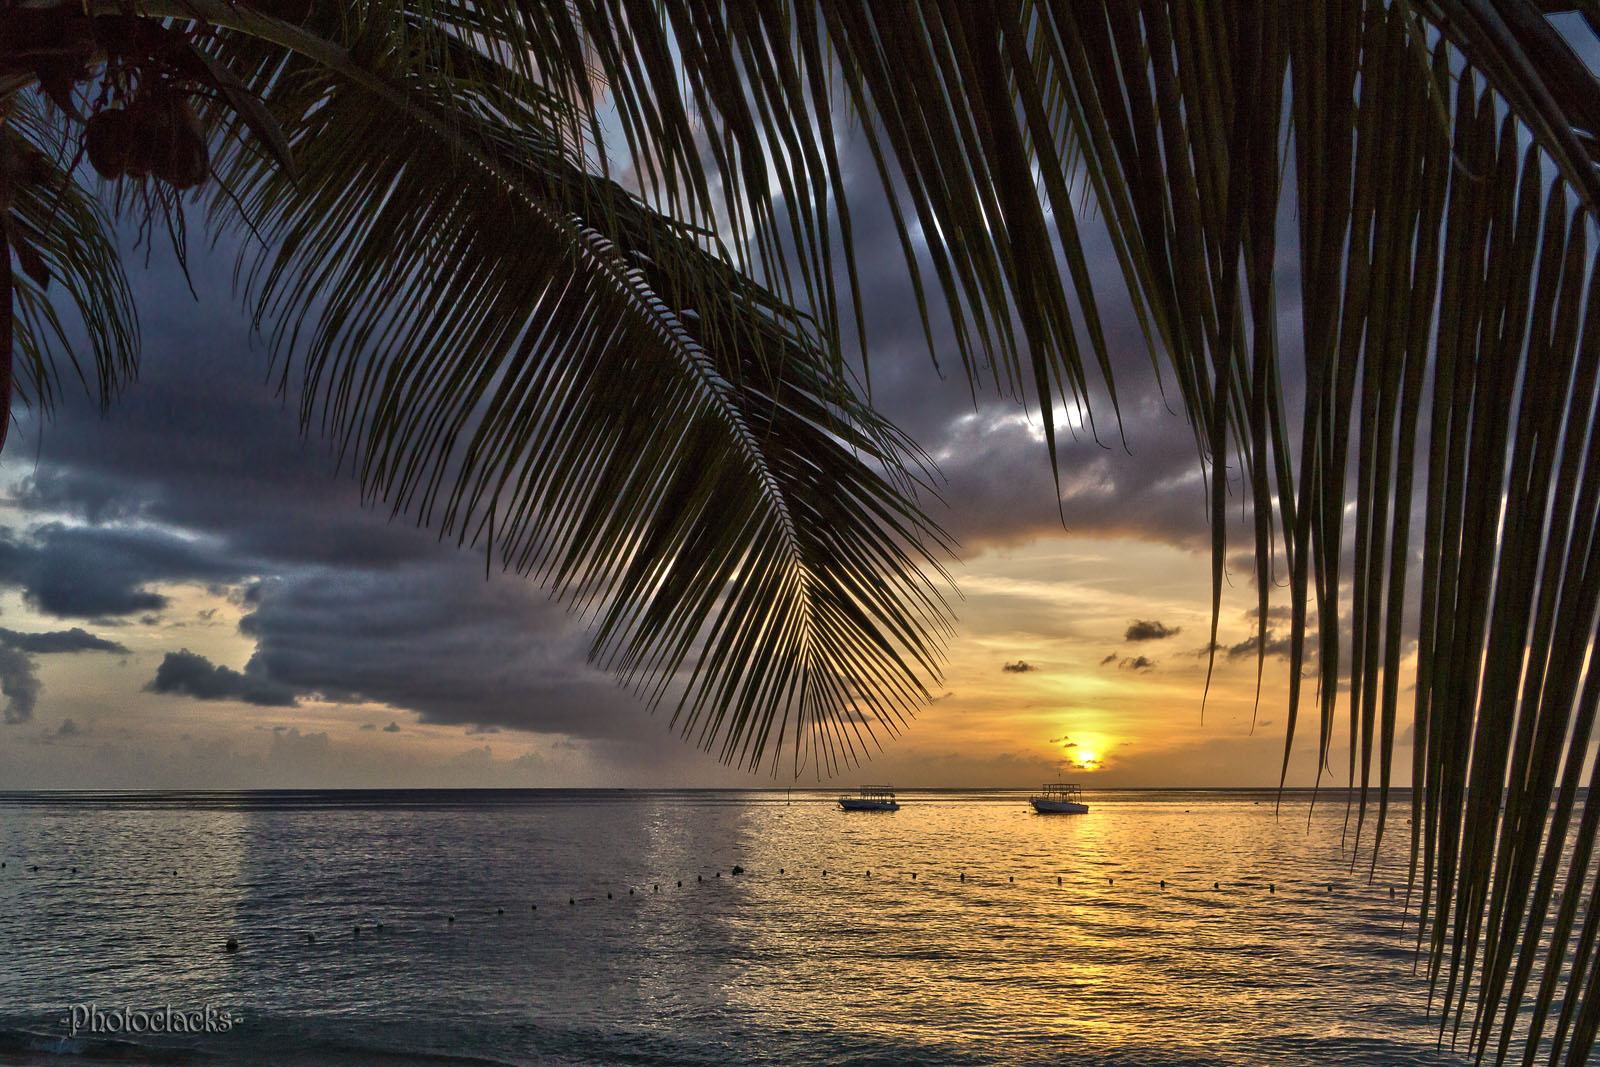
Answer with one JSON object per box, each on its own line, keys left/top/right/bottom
{"left": 1030, "top": 783, "right": 1088, "bottom": 814}
{"left": 838, "top": 786, "right": 899, "bottom": 811}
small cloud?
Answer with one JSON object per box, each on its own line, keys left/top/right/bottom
{"left": 55, "top": 718, "right": 81, "bottom": 737}
{"left": 1243, "top": 606, "right": 1293, "bottom": 623}
{"left": 1125, "top": 620, "right": 1181, "bottom": 642}
{"left": 1049, "top": 735, "right": 1077, "bottom": 748}
{"left": 1098, "top": 653, "right": 1117, "bottom": 666}
{"left": 1227, "top": 631, "right": 1296, "bottom": 661}
{"left": 359, "top": 722, "right": 377, "bottom": 731}
{"left": 466, "top": 724, "right": 502, "bottom": 736}
{"left": 1118, "top": 656, "right": 1156, "bottom": 672}
{"left": 1002, "top": 661, "right": 1036, "bottom": 673}
{"left": 929, "top": 691, "right": 955, "bottom": 704}
{"left": 383, "top": 721, "right": 401, "bottom": 733}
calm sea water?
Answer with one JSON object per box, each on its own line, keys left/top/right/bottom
{"left": 0, "top": 789, "right": 1531, "bottom": 1066}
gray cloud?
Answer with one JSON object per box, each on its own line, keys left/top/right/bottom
{"left": 1226, "top": 631, "right": 1297, "bottom": 661}
{"left": 1117, "top": 656, "right": 1156, "bottom": 672}
{"left": 0, "top": 646, "right": 40, "bottom": 724}
{"left": 236, "top": 564, "right": 657, "bottom": 739}
{"left": 1002, "top": 660, "right": 1037, "bottom": 673}
{"left": 1125, "top": 619, "right": 1181, "bottom": 642}
{"left": 0, "top": 522, "right": 254, "bottom": 618}
{"left": 383, "top": 722, "right": 401, "bottom": 733}
{"left": 145, "top": 650, "right": 301, "bottom": 707}
{"left": 0, "top": 627, "right": 129, "bottom": 654}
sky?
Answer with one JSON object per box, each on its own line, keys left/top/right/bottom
{"left": 0, "top": 108, "right": 1392, "bottom": 792}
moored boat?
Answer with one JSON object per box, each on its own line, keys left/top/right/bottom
{"left": 839, "top": 786, "right": 899, "bottom": 811}
{"left": 1030, "top": 783, "right": 1088, "bottom": 814}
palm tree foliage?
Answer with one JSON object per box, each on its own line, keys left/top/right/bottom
{"left": 5, "top": 0, "right": 1600, "bottom": 1061}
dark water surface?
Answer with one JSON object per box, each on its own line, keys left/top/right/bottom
{"left": 0, "top": 789, "right": 1521, "bottom": 1065}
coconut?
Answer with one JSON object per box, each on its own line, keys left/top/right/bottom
{"left": 84, "top": 108, "right": 134, "bottom": 179}
{"left": 155, "top": 98, "right": 209, "bottom": 190}
{"left": 123, "top": 95, "right": 171, "bottom": 179}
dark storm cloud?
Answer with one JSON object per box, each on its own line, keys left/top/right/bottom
{"left": 826, "top": 135, "right": 1268, "bottom": 554}
{"left": 236, "top": 564, "right": 656, "bottom": 739}
{"left": 1002, "top": 660, "right": 1036, "bottom": 673}
{"left": 145, "top": 649, "right": 301, "bottom": 707}
{"left": 1125, "top": 619, "right": 1181, "bottom": 642}
{"left": 0, "top": 626, "right": 129, "bottom": 654}
{"left": 0, "top": 522, "right": 251, "bottom": 618}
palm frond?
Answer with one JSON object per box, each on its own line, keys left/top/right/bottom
{"left": 3, "top": 91, "right": 137, "bottom": 428}
{"left": 171, "top": 3, "right": 956, "bottom": 776}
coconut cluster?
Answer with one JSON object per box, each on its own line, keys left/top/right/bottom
{"left": 1, "top": 9, "right": 232, "bottom": 193}
{"left": 85, "top": 89, "right": 209, "bottom": 189}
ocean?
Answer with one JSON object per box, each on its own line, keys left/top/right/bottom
{"left": 0, "top": 789, "right": 1520, "bottom": 1065}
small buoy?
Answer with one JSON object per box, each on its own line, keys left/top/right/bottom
{"left": 715, "top": 872, "right": 721, "bottom": 878}
{"left": 653, "top": 884, "right": 659, "bottom": 892}
{"left": 779, "top": 868, "right": 785, "bottom": 874}
{"left": 1009, "top": 876, "right": 1014, "bottom": 883}
{"left": 173, "top": 870, "right": 178, "bottom": 876}
{"left": 224, "top": 937, "right": 238, "bottom": 953}
{"left": 867, "top": 870, "right": 871, "bottom": 877}
{"left": 30, "top": 865, "right": 37, "bottom": 872}
{"left": 1390, "top": 887, "right": 1395, "bottom": 898}
{"left": 911, "top": 872, "right": 917, "bottom": 880}
{"left": 377, "top": 922, "right": 384, "bottom": 930}
{"left": 1269, "top": 884, "right": 1275, "bottom": 893}
{"left": 71, "top": 867, "right": 77, "bottom": 874}
{"left": 353, "top": 925, "right": 361, "bottom": 935}
{"left": 1108, "top": 878, "right": 1113, "bottom": 885}
{"left": 960, "top": 872, "right": 965, "bottom": 882}
{"left": 1058, "top": 876, "right": 1063, "bottom": 885}
{"left": 677, "top": 881, "right": 682, "bottom": 888}
{"left": 1160, "top": 880, "right": 1166, "bottom": 889}
{"left": 1214, "top": 882, "right": 1219, "bottom": 890}
{"left": 697, "top": 875, "right": 702, "bottom": 883}
{"left": 607, "top": 892, "right": 613, "bottom": 899}
{"left": 570, "top": 898, "right": 575, "bottom": 905}
{"left": 1327, "top": 884, "right": 1333, "bottom": 893}
{"left": 629, "top": 887, "right": 634, "bottom": 895}
{"left": 306, "top": 933, "right": 316, "bottom": 943}
{"left": 822, "top": 870, "right": 827, "bottom": 877}
{"left": 732, "top": 866, "right": 744, "bottom": 875}
{"left": 531, "top": 905, "right": 536, "bottom": 911}
{"left": 497, "top": 908, "right": 504, "bottom": 915}
{"left": 448, "top": 915, "right": 455, "bottom": 922}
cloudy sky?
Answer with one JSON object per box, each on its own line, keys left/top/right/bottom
{"left": 0, "top": 116, "right": 1386, "bottom": 792}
